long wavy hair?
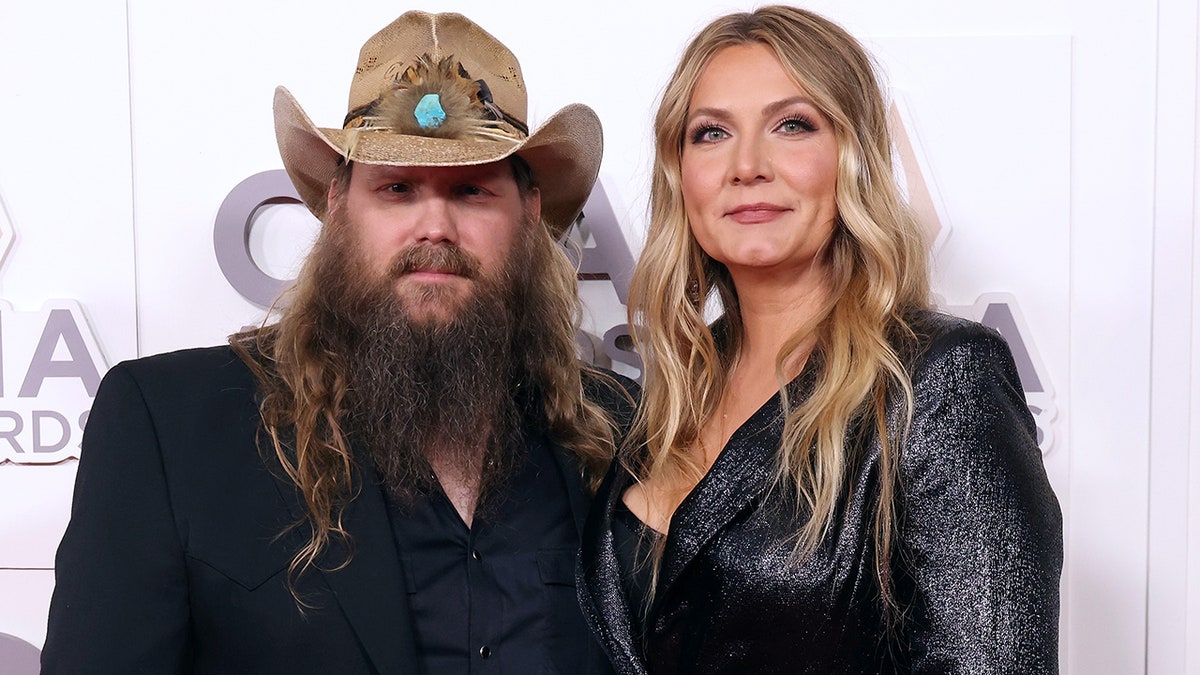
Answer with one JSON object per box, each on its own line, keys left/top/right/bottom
{"left": 626, "top": 6, "right": 931, "bottom": 610}
{"left": 231, "top": 158, "right": 618, "bottom": 591}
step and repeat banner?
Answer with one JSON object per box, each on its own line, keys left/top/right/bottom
{"left": 0, "top": 0, "right": 1077, "bottom": 668}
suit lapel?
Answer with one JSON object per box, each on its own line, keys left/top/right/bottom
{"left": 270, "top": 445, "right": 419, "bottom": 675}
{"left": 321, "top": 448, "right": 420, "bottom": 674}
{"left": 654, "top": 402, "right": 780, "bottom": 602}
{"left": 655, "top": 366, "right": 818, "bottom": 604}
{"left": 573, "top": 399, "right": 783, "bottom": 671}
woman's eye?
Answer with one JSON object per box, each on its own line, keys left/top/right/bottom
{"left": 777, "top": 117, "right": 816, "bottom": 134}
{"left": 690, "top": 125, "right": 728, "bottom": 144}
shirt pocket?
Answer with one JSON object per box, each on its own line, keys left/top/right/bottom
{"left": 537, "top": 548, "right": 599, "bottom": 674}
{"left": 537, "top": 548, "right": 576, "bottom": 587}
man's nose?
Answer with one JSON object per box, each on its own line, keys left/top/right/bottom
{"left": 411, "top": 196, "right": 460, "bottom": 244}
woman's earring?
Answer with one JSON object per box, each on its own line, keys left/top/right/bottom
{"left": 687, "top": 278, "right": 702, "bottom": 305}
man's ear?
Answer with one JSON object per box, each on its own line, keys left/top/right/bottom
{"left": 523, "top": 186, "right": 542, "bottom": 226}
{"left": 325, "top": 180, "right": 341, "bottom": 217}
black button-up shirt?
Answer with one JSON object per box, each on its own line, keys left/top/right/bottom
{"left": 387, "top": 431, "right": 597, "bottom": 674}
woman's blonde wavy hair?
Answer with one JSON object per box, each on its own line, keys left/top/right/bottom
{"left": 231, "top": 158, "right": 619, "bottom": 597}
{"left": 627, "top": 5, "right": 931, "bottom": 608}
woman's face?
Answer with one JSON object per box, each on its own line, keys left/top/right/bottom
{"left": 681, "top": 43, "right": 839, "bottom": 283}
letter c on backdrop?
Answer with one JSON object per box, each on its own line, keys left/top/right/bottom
{"left": 213, "top": 170, "right": 305, "bottom": 308}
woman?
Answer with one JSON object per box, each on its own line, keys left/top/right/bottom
{"left": 578, "top": 6, "right": 1063, "bottom": 674}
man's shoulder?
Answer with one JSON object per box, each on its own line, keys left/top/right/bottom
{"left": 580, "top": 366, "right": 638, "bottom": 404}
{"left": 580, "top": 366, "right": 639, "bottom": 432}
{"left": 91, "top": 345, "right": 267, "bottom": 472}
{"left": 105, "top": 344, "right": 259, "bottom": 406}
{"left": 116, "top": 344, "right": 253, "bottom": 384}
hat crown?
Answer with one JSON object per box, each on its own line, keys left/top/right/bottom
{"left": 347, "top": 11, "right": 527, "bottom": 130}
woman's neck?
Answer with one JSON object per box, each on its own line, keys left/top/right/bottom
{"left": 728, "top": 262, "right": 829, "bottom": 375}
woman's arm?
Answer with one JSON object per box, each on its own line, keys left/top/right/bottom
{"left": 897, "top": 320, "right": 1063, "bottom": 673}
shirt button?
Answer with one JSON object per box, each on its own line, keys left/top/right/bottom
{"left": 471, "top": 549, "right": 482, "bottom": 561}
{"left": 479, "top": 645, "right": 491, "bottom": 659}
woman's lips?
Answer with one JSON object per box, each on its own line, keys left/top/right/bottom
{"left": 727, "top": 203, "right": 789, "bottom": 224}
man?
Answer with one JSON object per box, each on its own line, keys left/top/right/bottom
{"left": 42, "top": 11, "right": 632, "bottom": 674}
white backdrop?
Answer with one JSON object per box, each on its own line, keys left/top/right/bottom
{"left": 0, "top": 0, "right": 1195, "bottom": 672}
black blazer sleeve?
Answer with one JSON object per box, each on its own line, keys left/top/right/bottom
{"left": 42, "top": 362, "right": 192, "bottom": 673}
{"left": 898, "top": 322, "right": 1063, "bottom": 673}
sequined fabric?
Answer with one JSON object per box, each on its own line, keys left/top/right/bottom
{"left": 577, "top": 312, "right": 1063, "bottom": 674}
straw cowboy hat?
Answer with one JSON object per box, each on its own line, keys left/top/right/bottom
{"left": 274, "top": 11, "right": 602, "bottom": 237}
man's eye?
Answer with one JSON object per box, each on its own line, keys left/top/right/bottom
{"left": 385, "top": 183, "right": 412, "bottom": 193}
{"left": 458, "top": 185, "right": 486, "bottom": 196}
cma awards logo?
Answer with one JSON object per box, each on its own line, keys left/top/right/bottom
{"left": 0, "top": 193, "right": 106, "bottom": 465}
{"left": 890, "top": 99, "right": 1056, "bottom": 452}
{"left": 213, "top": 101, "right": 1056, "bottom": 454}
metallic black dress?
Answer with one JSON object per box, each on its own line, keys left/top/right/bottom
{"left": 578, "top": 312, "right": 1063, "bottom": 674}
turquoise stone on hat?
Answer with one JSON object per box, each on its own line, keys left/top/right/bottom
{"left": 414, "top": 93, "right": 447, "bottom": 130}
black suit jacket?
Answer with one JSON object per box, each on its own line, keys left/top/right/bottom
{"left": 579, "top": 313, "right": 1063, "bottom": 674}
{"left": 43, "top": 346, "right": 627, "bottom": 674}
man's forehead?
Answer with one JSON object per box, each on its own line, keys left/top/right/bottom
{"left": 355, "top": 160, "right": 515, "bottom": 183}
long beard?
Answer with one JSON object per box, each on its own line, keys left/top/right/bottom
{"left": 306, "top": 215, "right": 535, "bottom": 514}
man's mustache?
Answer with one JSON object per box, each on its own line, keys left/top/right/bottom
{"left": 388, "top": 244, "right": 482, "bottom": 280}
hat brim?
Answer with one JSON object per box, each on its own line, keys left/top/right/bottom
{"left": 274, "top": 86, "right": 602, "bottom": 238}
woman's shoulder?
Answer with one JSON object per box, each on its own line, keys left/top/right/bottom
{"left": 903, "top": 309, "right": 1014, "bottom": 379}
{"left": 907, "top": 309, "right": 1000, "bottom": 347}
